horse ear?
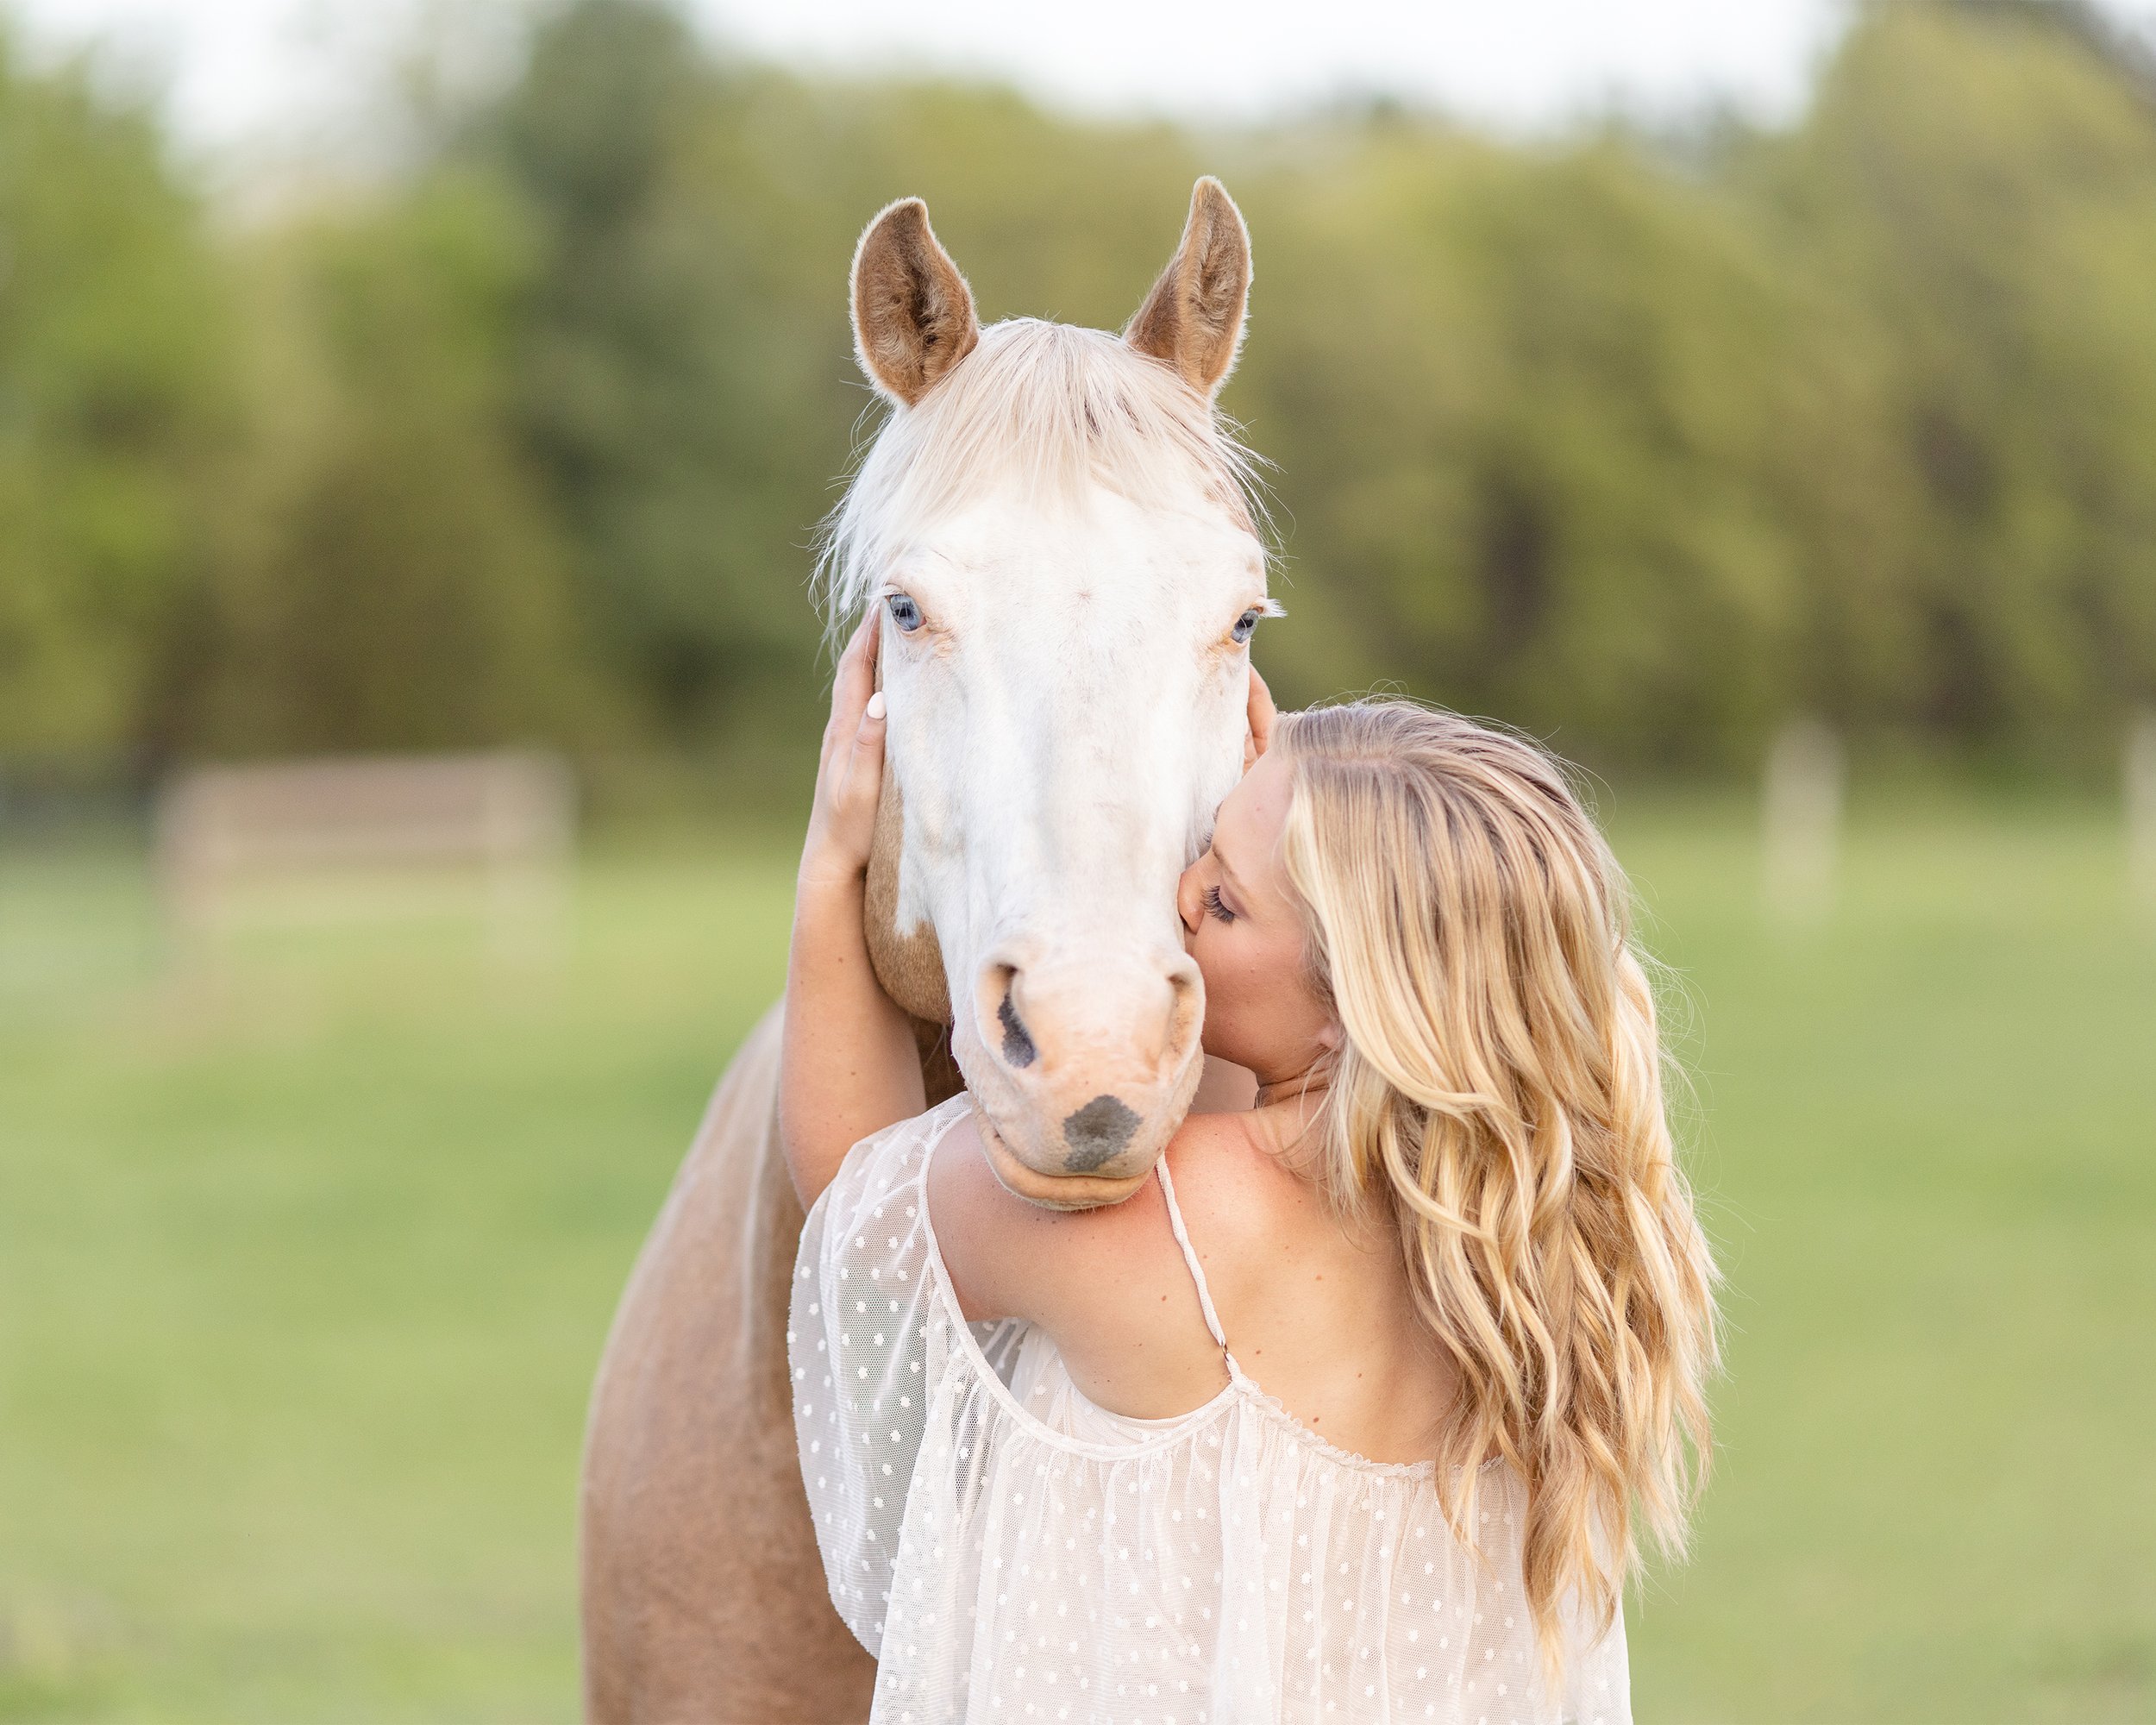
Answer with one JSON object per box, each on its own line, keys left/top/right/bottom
{"left": 1125, "top": 177, "right": 1251, "bottom": 398}
{"left": 850, "top": 198, "right": 981, "bottom": 406}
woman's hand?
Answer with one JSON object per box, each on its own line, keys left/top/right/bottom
{"left": 780, "top": 610, "right": 924, "bottom": 1209}
{"left": 1243, "top": 663, "right": 1276, "bottom": 774}
{"left": 800, "top": 614, "right": 887, "bottom": 889}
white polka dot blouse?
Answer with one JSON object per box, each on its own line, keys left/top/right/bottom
{"left": 788, "top": 1094, "right": 1631, "bottom": 1724}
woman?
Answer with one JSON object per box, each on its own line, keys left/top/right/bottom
{"left": 779, "top": 622, "right": 1718, "bottom": 1722}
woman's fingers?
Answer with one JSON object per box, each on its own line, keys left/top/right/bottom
{"left": 1245, "top": 664, "right": 1277, "bottom": 768}
{"left": 836, "top": 618, "right": 875, "bottom": 714}
{"left": 846, "top": 691, "right": 887, "bottom": 793}
{"left": 841, "top": 690, "right": 875, "bottom": 772}
{"left": 823, "top": 612, "right": 881, "bottom": 763}
{"left": 804, "top": 664, "right": 887, "bottom": 881}
{"left": 824, "top": 689, "right": 887, "bottom": 860}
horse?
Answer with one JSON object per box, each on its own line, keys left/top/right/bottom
{"left": 580, "top": 177, "right": 1271, "bottom": 1723}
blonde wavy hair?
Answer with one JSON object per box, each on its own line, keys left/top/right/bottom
{"left": 1273, "top": 699, "right": 1720, "bottom": 1678}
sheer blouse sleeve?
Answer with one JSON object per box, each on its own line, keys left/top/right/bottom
{"left": 787, "top": 1096, "right": 968, "bottom": 1655}
{"left": 1561, "top": 1594, "right": 1633, "bottom": 1725}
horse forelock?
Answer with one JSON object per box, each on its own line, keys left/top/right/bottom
{"left": 814, "top": 317, "right": 1264, "bottom": 646}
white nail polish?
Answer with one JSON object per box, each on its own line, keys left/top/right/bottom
{"left": 865, "top": 692, "right": 887, "bottom": 720}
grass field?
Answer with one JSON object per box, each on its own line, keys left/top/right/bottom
{"left": 2, "top": 797, "right": 2152, "bottom": 1722}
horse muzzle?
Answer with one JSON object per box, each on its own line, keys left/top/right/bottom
{"left": 957, "top": 940, "right": 1205, "bottom": 1209}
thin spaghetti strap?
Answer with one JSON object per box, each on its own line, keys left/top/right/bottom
{"left": 1154, "top": 1157, "right": 1232, "bottom": 1355}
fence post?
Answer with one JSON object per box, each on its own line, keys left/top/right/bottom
{"left": 483, "top": 751, "right": 577, "bottom": 966}
{"left": 153, "top": 752, "right": 575, "bottom": 967}
{"left": 2130, "top": 708, "right": 2156, "bottom": 920}
{"left": 1764, "top": 717, "right": 1843, "bottom": 925}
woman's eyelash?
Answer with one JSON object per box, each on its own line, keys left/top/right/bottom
{"left": 1202, "top": 885, "right": 1236, "bottom": 924}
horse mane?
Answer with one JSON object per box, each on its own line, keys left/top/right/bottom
{"left": 816, "top": 317, "right": 1264, "bottom": 643}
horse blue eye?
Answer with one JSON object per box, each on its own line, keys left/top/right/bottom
{"left": 887, "top": 593, "right": 924, "bottom": 633}
{"left": 1232, "top": 608, "right": 1261, "bottom": 644}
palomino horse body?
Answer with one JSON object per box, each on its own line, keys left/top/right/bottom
{"left": 581, "top": 179, "right": 1269, "bottom": 1722}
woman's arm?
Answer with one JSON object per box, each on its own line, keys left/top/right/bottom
{"left": 778, "top": 617, "right": 925, "bottom": 1209}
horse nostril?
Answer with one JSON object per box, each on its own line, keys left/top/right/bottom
{"left": 998, "top": 991, "right": 1037, "bottom": 1069}
{"left": 1062, "top": 1095, "right": 1140, "bottom": 1173}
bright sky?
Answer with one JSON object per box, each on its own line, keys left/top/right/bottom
{"left": 14, "top": 0, "right": 2156, "bottom": 164}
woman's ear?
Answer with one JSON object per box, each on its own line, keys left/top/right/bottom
{"left": 1315, "top": 1018, "right": 1344, "bottom": 1052}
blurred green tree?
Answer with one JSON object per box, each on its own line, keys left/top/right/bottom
{"left": 1238, "top": 132, "right": 1843, "bottom": 768}
{"left": 9, "top": 0, "right": 2156, "bottom": 782}
{"left": 1760, "top": 0, "right": 2156, "bottom": 753}
{"left": 472, "top": 0, "right": 1201, "bottom": 743}
{"left": 167, "top": 170, "right": 602, "bottom": 755}
{"left": 461, "top": 0, "right": 2156, "bottom": 773}
{"left": 0, "top": 30, "right": 229, "bottom": 761}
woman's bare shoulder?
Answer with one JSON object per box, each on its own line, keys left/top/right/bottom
{"left": 1162, "top": 1111, "right": 1311, "bottom": 1247}
{"left": 925, "top": 1109, "right": 1185, "bottom": 1326}
{"left": 1162, "top": 1107, "right": 1351, "bottom": 1327}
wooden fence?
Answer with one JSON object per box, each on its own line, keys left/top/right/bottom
{"left": 154, "top": 751, "right": 574, "bottom": 960}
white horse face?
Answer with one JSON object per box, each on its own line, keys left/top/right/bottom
{"left": 881, "top": 481, "right": 1265, "bottom": 1201}
{"left": 835, "top": 182, "right": 1265, "bottom": 1206}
